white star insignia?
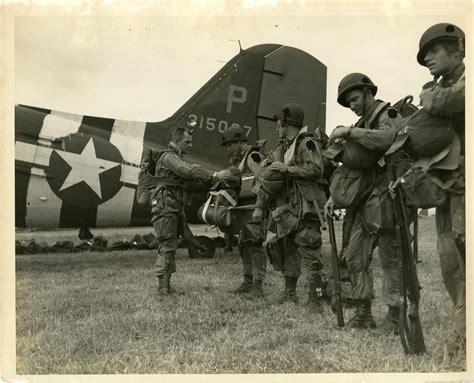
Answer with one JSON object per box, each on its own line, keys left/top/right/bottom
{"left": 55, "top": 138, "right": 121, "bottom": 199}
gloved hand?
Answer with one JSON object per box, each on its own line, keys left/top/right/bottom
{"left": 252, "top": 207, "right": 263, "bottom": 223}
{"left": 324, "top": 196, "right": 334, "bottom": 217}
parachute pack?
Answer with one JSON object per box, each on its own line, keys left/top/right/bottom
{"left": 136, "top": 148, "right": 168, "bottom": 207}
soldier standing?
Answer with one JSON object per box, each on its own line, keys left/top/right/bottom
{"left": 325, "top": 73, "right": 401, "bottom": 330}
{"left": 417, "top": 23, "right": 465, "bottom": 350}
{"left": 257, "top": 103, "right": 327, "bottom": 311}
{"left": 151, "top": 126, "right": 232, "bottom": 295}
{"left": 221, "top": 125, "right": 268, "bottom": 299}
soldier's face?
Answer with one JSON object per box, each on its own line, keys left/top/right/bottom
{"left": 424, "top": 43, "right": 460, "bottom": 77}
{"left": 276, "top": 119, "right": 287, "bottom": 138}
{"left": 178, "top": 131, "right": 193, "bottom": 154}
{"left": 345, "top": 89, "right": 366, "bottom": 116}
{"left": 226, "top": 141, "right": 241, "bottom": 157}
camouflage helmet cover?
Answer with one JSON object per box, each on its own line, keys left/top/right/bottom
{"left": 337, "top": 73, "right": 378, "bottom": 107}
{"left": 417, "top": 23, "right": 465, "bottom": 66}
{"left": 274, "top": 103, "right": 305, "bottom": 128}
{"left": 221, "top": 124, "right": 247, "bottom": 146}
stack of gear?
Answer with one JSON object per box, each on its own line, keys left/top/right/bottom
{"left": 15, "top": 233, "right": 160, "bottom": 254}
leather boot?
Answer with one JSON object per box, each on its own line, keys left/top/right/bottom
{"left": 275, "top": 276, "right": 299, "bottom": 304}
{"left": 157, "top": 275, "right": 169, "bottom": 296}
{"left": 347, "top": 299, "right": 376, "bottom": 329}
{"left": 305, "top": 274, "right": 324, "bottom": 313}
{"left": 232, "top": 274, "right": 253, "bottom": 294}
{"left": 167, "top": 274, "right": 184, "bottom": 295}
{"left": 375, "top": 306, "right": 399, "bottom": 335}
{"left": 242, "top": 279, "right": 264, "bottom": 300}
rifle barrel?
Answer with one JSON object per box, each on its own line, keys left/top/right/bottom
{"left": 328, "top": 215, "right": 344, "bottom": 327}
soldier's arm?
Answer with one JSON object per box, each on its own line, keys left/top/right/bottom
{"left": 254, "top": 191, "right": 268, "bottom": 212}
{"left": 420, "top": 77, "right": 465, "bottom": 117}
{"left": 162, "top": 152, "right": 214, "bottom": 181}
{"left": 287, "top": 138, "right": 324, "bottom": 180}
{"left": 348, "top": 112, "right": 400, "bottom": 152}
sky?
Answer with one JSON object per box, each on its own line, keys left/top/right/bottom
{"left": 14, "top": 1, "right": 469, "bottom": 134}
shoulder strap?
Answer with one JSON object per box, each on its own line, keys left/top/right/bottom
{"left": 368, "top": 101, "right": 390, "bottom": 128}
{"left": 238, "top": 145, "right": 254, "bottom": 171}
{"left": 154, "top": 149, "right": 172, "bottom": 172}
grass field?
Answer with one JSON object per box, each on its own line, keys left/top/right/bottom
{"left": 15, "top": 217, "right": 466, "bottom": 374}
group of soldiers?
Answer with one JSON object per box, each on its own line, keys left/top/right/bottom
{"left": 145, "top": 23, "right": 465, "bottom": 353}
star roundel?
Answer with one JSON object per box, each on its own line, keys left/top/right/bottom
{"left": 47, "top": 133, "right": 123, "bottom": 207}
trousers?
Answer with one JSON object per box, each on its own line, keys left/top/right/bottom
{"left": 436, "top": 192, "right": 465, "bottom": 338}
{"left": 279, "top": 219, "right": 323, "bottom": 280}
{"left": 153, "top": 212, "right": 181, "bottom": 277}
{"left": 344, "top": 202, "right": 400, "bottom": 305}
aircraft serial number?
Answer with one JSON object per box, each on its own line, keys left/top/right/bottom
{"left": 188, "top": 114, "right": 253, "bottom": 137}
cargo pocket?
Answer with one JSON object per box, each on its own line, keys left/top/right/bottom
{"left": 153, "top": 214, "right": 178, "bottom": 240}
{"left": 271, "top": 204, "right": 299, "bottom": 238}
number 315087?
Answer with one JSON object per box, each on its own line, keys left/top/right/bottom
{"left": 188, "top": 114, "right": 252, "bottom": 136}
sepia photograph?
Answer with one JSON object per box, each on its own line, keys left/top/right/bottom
{"left": 1, "top": 0, "right": 472, "bottom": 381}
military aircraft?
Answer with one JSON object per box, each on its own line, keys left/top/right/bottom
{"left": 15, "top": 44, "right": 327, "bottom": 229}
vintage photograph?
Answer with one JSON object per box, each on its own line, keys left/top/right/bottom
{"left": 3, "top": 0, "right": 471, "bottom": 380}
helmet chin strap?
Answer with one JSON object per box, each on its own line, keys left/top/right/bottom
{"left": 361, "top": 91, "right": 369, "bottom": 115}
{"left": 458, "top": 37, "right": 465, "bottom": 59}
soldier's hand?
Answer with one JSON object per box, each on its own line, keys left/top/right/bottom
{"left": 268, "top": 161, "right": 288, "bottom": 173}
{"left": 324, "top": 196, "right": 334, "bottom": 217}
{"left": 252, "top": 207, "right": 263, "bottom": 223}
{"left": 329, "top": 126, "right": 351, "bottom": 143}
{"left": 213, "top": 169, "right": 233, "bottom": 182}
{"left": 388, "top": 179, "right": 401, "bottom": 199}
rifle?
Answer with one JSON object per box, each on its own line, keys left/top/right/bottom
{"left": 327, "top": 213, "right": 344, "bottom": 327}
{"left": 413, "top": 210, "right": 421, "bottom": 264}
{"left": 389, "top": 162, "right": 426, "bottom": 355}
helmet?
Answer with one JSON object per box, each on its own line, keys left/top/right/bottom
{"left": 337, "top": 73, "right": 377, "bottom": 107}
{"left": 274, "top": 103, "right": 305, "bottom": 128}
{"left": 417, "top": 23, "right": 465, "bottom": 66}
{"left": 221, "top": 125, "right": 247, "bottom": 146}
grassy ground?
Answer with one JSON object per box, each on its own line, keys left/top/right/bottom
{"left": 15, "top": 217, "right": 466, "bottom": 374}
